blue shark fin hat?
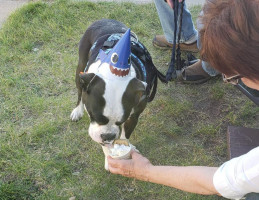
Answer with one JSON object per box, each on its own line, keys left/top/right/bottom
{"left": 98, "top": 29, "right": 131, "bottom": 78}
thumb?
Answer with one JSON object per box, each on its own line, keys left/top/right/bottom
{"left": 131, "top": 150, "right": 143, "bottom": 159}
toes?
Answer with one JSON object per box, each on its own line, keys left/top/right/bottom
{"left": 70, "top": 107, "right": 84, "bottom": 121}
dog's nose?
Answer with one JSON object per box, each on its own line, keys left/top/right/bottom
{"left": 101, "top": 133, "right": 116, "bottom": 142}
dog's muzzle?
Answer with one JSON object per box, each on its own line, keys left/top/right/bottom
{"left": 101, "top": 133, "right": 116, "bottom": 143}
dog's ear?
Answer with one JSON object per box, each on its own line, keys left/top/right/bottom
{"left": 79, "top": 73, "right": 95, "bottom": 90}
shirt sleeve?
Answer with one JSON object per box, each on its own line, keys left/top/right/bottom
{"left": 213, "top": 146, "right": 259, "bottom": 200}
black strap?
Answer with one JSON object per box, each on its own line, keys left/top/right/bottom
{"left": 166, "top": 0, "right": 185, "bottom": 81}
{"left": 176, "top": 0, "right": 185, "bottom": 70}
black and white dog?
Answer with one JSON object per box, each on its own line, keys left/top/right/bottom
{"left": 70, "top": 19, "right": 166, "bottom": 170}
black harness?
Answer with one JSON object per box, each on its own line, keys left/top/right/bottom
{"left": 86, "top": 33, "right": 167, "bottom": 102}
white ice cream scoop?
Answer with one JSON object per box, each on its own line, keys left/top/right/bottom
{"left": 108, "top": 139, "right": 133, "bottom": 159}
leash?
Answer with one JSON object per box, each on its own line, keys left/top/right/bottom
{"left": 166, "top": 0, "right": 185, "bottom": 81}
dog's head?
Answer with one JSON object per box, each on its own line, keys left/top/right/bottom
{"left": 79, "top": 69, "right": 146, "bottom": 145}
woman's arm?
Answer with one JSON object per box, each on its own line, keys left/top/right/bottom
{"left": 148, "top": 165, "right": 219, "bottom": 195}
{"left": 108, "top": 151, "right": 219, "bottom": 195}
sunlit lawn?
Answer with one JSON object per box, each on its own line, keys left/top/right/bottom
{"left": 0, "top": 1, "right": 258, "bottom": 199}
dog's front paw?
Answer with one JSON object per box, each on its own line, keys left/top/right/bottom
{"left": 70, "top": 106, "right": 84, "bottom": 121}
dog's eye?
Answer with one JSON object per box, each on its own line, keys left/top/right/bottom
{"left": 111, "top": 53, "right": 119, "bottom": 64}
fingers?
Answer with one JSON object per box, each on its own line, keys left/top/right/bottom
{"left": 108, "top": 152, "right": 152, "bottom": 181}
{"left": 107, "top": 156, "right": 125, "bottom": 168}
{"left": 107, "top": 156, "right": 132, "bottom": 176}
{"left": 107, "top": 150, "right": 139, "bottom": 170}
{"left": 107, "top": 156, "right": 122, "bottom": 174}
{"left": 131, "top": 150, "right": 142, "bottom": 159}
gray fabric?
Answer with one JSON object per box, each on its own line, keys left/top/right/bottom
{"left": 246, "top": 193, "right": 259, "bottom": 200}
{"left": 154, "top": 0, "right": 197, "bottom": 43}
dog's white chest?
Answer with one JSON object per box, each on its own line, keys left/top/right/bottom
{"left": 103, "top": 79, "right": 130, "bottom": 123}
{"left": 88, "top": 61, "right": 137, "bottom": 123}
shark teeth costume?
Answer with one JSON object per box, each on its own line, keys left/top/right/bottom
{"left": 98, "top": 29, "right": 131, "bottom": 78}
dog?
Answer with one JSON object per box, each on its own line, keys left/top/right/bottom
{"left": 70, "top": 19, "right": 166, "bottom": 170}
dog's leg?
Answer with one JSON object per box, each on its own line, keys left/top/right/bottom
{"left": 102, "top": 146, "right": 110, "bottom": 171}
{"left": 70, "top": 98, "right": 84, "bottom": 121}
{"left": 124, "top": 112, "right": 144, "bottom": 139}
{"left": 120, "top": 124, "right": 126, "bottom": 139}
{"left": 71, "top": 29, "right": 93, "bottom": 121}
{"left": 120, "top": 123, "right": 140, "bottom": 153}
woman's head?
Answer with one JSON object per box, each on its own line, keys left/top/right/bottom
{"left": 199, "top": 0, "right": 259, "bottom": 87}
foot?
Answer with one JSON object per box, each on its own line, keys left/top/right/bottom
{"left": 180, "top": 60, "right": 212, "bottom": 84}
{"left": 152, "top": 35, "right": 198, "bottom": 52}
{"left": 70, "top": 100, "right": 84, "bottom": 121}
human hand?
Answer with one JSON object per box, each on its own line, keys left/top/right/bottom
{"left": 108, "top": 150, "right": 152, "bottom": 181}
{"left": 165, "top": 0, "right": 183, "bottom": 9}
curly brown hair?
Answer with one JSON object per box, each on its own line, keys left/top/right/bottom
{"left": 199, "top": 0, "right": 259, "bottom": 81}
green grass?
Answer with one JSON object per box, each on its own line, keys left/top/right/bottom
{"left": 0, "top": 1, "right": 258, "bottom": 199}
